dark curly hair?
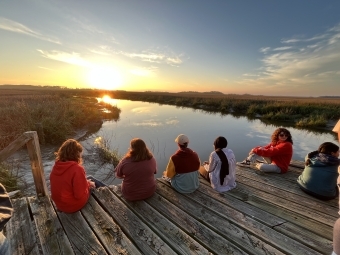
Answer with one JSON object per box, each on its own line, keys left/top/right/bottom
{"left": 306, "top": 142, "right": 339, "bottom": 165}
{"left": 55, "top": 139, "right": 83, "bottom": 164}
{"left": 271, "top": 128, "right": 293, "bottom": 144}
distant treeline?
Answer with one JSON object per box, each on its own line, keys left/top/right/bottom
{"left": 1, "top": 85, "right": 340, "bottom": 133}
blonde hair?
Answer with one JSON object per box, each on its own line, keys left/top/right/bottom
{"left": 124, "top": 138, "right": 153, "bottom": 162}
{"left": 55, "top": 139, "right": 83, "bottom": 164}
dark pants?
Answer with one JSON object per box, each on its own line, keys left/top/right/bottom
{"left": 297, "top": 183, "right": 338, "bottom": 201}
{"left": 87, "top": 175, "right": 106, "bottom": 188}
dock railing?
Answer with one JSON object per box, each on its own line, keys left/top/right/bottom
{"left": 0, "top": 131, "right": 48, "bottom": 197}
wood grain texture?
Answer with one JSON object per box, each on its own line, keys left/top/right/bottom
{"left": 93, "top": 187, "right": 177, "bottom": 255}
{"left": 81, "top": 195, "right": 142, "bottom": 255}
{"left": 28, "top": 196, "right": 74, "bottom": 255}
{"left": 6, "top": 198, "right": 40, "bottom": 255}
{"left": 112, "top": 185, "right": 210, "bottom": 255}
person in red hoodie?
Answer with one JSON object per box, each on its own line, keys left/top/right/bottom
{"left": 50, "top": 139, "right": 105, "bottom": 213}
{"left": 238, "top": 128, "right": 293, "bottom": 173}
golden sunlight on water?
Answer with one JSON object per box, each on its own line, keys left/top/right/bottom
{"left": 98, "top": 95, "right": 118, "bottom": 105}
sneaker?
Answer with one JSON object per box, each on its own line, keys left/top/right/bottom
{"left": 255, "top": 159, "right": 264, "bottom": 163}
{"left": 236, "top": 159, "right": 251, "bottom": 168}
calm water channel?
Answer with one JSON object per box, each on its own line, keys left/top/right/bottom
{"left": 15, "top": 98, "right": 339, "bottom": 195}
{"left": 81, "top": 98, "right": 338, "bottom": 185}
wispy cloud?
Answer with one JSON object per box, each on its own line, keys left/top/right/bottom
{"left": 37, "top": 49, "right": 90, "bottom": 66}
{"left": 241, "top": 23, "right": 340, "bottom": 95}
{"left": 130, "top": 66, "right": 158, "bottom": 76}
{"left": 119, "top": 49, "right": 184, "bottom": 66}
{"left": 0, "top": 17, "right": 61, "bottom": 44}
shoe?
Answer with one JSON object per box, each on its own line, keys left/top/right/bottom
{"left": 253, "top": 164, "right": 265, "bottom": 175}
{"left": 236, "top": 159, "right": 251, "bottom": 168}
{"left": 255, "top": 159, "right": 264, "bottom": 163}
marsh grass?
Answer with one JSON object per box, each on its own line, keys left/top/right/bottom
{"left": 109, "top": 91, "right": 340, "bottom": 128}
{"left": 0, "top": 93, "right": 121, "bottom": 150}
{"left": 94, "top": 136, "right": 121, "bottom": 167}
{"left": 0, "top": 162, "right": 21, "bottom": 192}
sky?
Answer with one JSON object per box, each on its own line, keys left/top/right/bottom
{"left": 1, "top": 1, "right": 340, "bottom": 96}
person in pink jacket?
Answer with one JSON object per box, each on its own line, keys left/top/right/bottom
{"left": 238, "top": 128, "right": 293, "bottom": 173}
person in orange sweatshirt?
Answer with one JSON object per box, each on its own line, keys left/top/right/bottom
{"left": 50, "top": 139, "right": 105, "bottom": 213}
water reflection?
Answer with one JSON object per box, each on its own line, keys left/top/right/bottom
{"left": 87, "top": 99, "right": 338, "bottom": 183}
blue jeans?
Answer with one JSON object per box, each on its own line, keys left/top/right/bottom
{"left": 0, "top": 231, "right": 10, "bottom": 255}
{"left": 86, "top": 175, "right": 106, "bottom": 188}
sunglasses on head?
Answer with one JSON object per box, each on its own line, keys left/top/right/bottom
{"left": 279, "top": 133, "right": 287, "bottom": 137}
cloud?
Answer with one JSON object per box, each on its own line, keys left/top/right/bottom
{"left": 273, "top": 46, "right": 292, "bottom": 51}
{"left": 0, "top": 17, "right": 61, "bottom": 44}
{"left": 37, "top": 49, "right": 90, "bottom": 66}
{"left": 118, "top": 48, "right": 184, "bottom": 66}
{"left": 130, "top": 66, "right": 158, "bottom": 76}
{"left": 241, "top": 23, "right": 340, "bottom": 95}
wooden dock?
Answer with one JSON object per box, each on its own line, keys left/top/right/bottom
{"left": 5, "top": 160, "right": 337, "bottom": 255}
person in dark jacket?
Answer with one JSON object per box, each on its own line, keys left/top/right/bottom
{"left": 0, "top": 183, "right": 13, "bottom": 255}
{"left": 297, "top": 142, "right": 339, "bottom": 200}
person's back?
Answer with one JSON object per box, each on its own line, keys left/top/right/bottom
{"left": 116, "top": 157, "right": 157, "bottom": 201}
{"left": 50, "top": 139, "right": 91, "bottom": 213}
{"left": 163, "top": 134, "right": 200, "bottom": 193}
{"left": 50, "top": 161, "right": 90, "bottom": 212}
{"left": 209, "top": 148, "right": 237, "bottom": 192}
{"left": 297, "top": 142, "right": 339, "bottom": 200}
{"left": 115, "top": 138, "right": 157, "bottom": 201}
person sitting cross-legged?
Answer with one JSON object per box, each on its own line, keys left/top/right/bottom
{"left": 163, "top": 134, "right": 200, "bottom": 193}
{"left": 199, "top": 136, "right": 237, "bottom": 193}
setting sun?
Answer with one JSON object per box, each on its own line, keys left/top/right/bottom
{"left": 87, "top": 66, "right": 123, "bottom": 90}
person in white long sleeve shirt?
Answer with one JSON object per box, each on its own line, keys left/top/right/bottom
{"left": 199, "top": 136, "right": 237, "bottom": 193}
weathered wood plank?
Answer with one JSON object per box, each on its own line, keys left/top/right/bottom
{"left": 111, "top": 185, "right": 210, "bottom": 255}
{"left": 273, "top": 222, "right": 332, "bottom": 254}
{"left": 28, "top": 196, "right": 74, "bottom": 255}
{"left": 146, "top": 188, "right": 248, "bottom": 255}
{"left": 56, "top": 208, "right": 107, "bottom": 254}
{"left": 156, "top": 179, "right": 321, "bottom": 255}
{"left": 81, "top": 194, "right": 142, "bottom": 255}
{"left": 235, "top": 170, "right": 339, "bottom": 221}
{"left": 236, "top": 165, "right": 338, "bottom": 208}
{"left": 228, "top": 184, "right": 333, "bottom": 239}
{"left": 6, "top": 198, "right": 40, "bottom": 255}
{"left": 25, "top": 131, "right": 49, "bottom": 197}
{"left": 0, "top": 133, "right": 31, "bottom": 162}
{"left": 93, "top": 187, "right": 177, "bottom": 255}
{"left": 197, "top": 179, "right": 333, "bottom": 254}
{"left": 197, "top": 178, "right": 286, "bottom": 227}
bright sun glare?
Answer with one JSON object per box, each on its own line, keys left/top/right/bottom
{"left": 87, "top": 66, "right": 123, "bottom": 90}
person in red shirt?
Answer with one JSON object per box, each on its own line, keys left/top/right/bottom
{"left": 50, "top": 139, "right": 105, "bottom": 213}
{"left": 115, "top": 138, "right": 157, "bottom": 201}
{"left": 238, "top": 128, "right": 293, "bottom": 173}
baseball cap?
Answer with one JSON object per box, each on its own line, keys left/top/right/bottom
{"left": 175, "top": 134, "right": 189, "bottom": 145}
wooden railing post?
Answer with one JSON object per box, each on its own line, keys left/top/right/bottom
{"left": 25, "top": 131, "right": 49, "bottom": 197}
